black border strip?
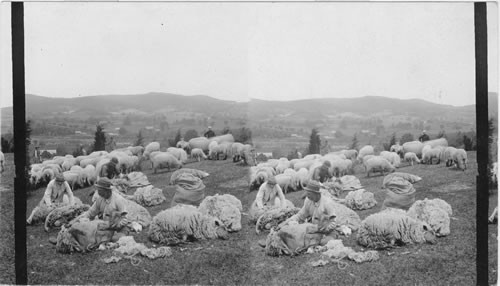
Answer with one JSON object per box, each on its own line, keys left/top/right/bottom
{"left": 474, "top": 2, "right": 489, "bottom": 286}
{"left": 12, "top": 2, "right": 27, "bottom": 285}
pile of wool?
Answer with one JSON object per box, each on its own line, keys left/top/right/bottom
{"left": 322, "top": 175, "right": 363, "bottom": 197}
{"left": 255, "top": 207, "right": 300, "bottom": 234}
{"left": 198, "top": 194, "right": 243, "bottom": 232}
{"left": 102, "top": 236, "right": 172, "bottom": 264}
{"left": 248, "top": 199, "right": 295, "bottom": 222}
{"left": 265, "top": 223, "right": 323, "bottom": 257}
{"left": 124, "top": 172, "right": 151, "bottom": 187}
{"left": 322, "top": 199, "right": 362, "bottom": 232}
{"left": 44, "top": 203, "right": 91, "bottom": 231}
{"left": 309, "top": 239, "right": 379, "bottom": 267}
{"left": 128, "top": 185, "right": 166, "bottom": 207}
{"left": 170, "top": 168, "right": 210, "bottom": 185}
{"left": 27, "top": 196, "right": 83, "bottom": 225}
{"left": 343, "top": 189, "right": 377, "bottom": 210}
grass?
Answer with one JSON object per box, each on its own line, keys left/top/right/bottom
{"left": 0, "top": 151, "right": 494, "bottom": 285}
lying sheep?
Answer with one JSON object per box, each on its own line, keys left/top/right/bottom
{"left": 357, "top": 208, "right": 437, "bottom": 249}
{"left": 198, "top": 194, "right": 243, "bottom": 232}
{"left": 452, "top": 149, "right": 468, "bottom": 171}
{"left": 56, "top": 210, "right": 128, "bottom": 253}
{"left": 148, "top": 204, "right": 229, "bottom": 245}
{"left": 151, "top": 152, "right": 182, "bottom": 174}
{"left": 364, "top": 156, "right": 396, "bottom": 177}
{"left": 407, "top": 198, "right": 452, "bottom": 237}
{"left": 265, "top": 223, "right": 323, "bottom": 256}
{"left": 404, "top": 152, "right": 420, "bottom": 166}
{"left": 191, "top": 148, "right": 207, "bottom": 162}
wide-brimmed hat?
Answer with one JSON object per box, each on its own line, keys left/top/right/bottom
{"left": 267, "top": 176, "right": 277, "bottom": 186}
{"left": 55, "top": 173, "right": 65, "bottom": 182}
{"left": 322, "top": 161, "right": 332, "bottom": 167}
{"left": 95, "top": 177, "right": 112, "bottom": 191}
{"left": 110, "top": 157, "right": 119, "bottom": 164}
{"left": 304, "top": 180, "right": 321, "bottom": 193}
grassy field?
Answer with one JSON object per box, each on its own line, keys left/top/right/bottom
{"left": 0, "top": 151, "right": 496, "bottom": 284}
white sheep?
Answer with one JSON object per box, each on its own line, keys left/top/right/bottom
{"left": 191, "top": 148, "right": 207, "bottom": 162}
{"left": 303, "top": 154, "right": 322, "bottom": 161}
{"left": 452, "top": 149, "right": 468, "bottom": 171}
{"left": 166, "top": 147, "right": 188, "bottom": 164}
{"left": 357, "top": 208, "right": 437, "bottom": 249}
{"left": 176, "top": 140, "right": 191, "bottom": 154}
{"left": 331, "top": 159, "right": 353, "bottom": 177}
{"left": 363, "top": 156, "right": 396, "bottom": 177}
{"left": 390, "top": 144, "right": 403, "bottom": 157}
{"left": 230, "top": 142, "right": 244, "bottom": 162}
{"left": 208, "top": 141, "right": 219, "bottom": 159}
{"left": 63, "top": 171, "right": 83, "bottom": 190}
{"left": 275, "top": 174, "right": 295, "bottom": 193}
{"left": 79, "top": 157, "right": 101, "bottom": 168}
{"left": 249, "top": 166, "right": 276, "bottom": 190}
{"left": 401, "top": 141, "right": 425, "bottom": 158}
{"left": 341, "top": 149, "right": 358, "bottom": 161}
{"left": 380, "top": 151, "right": 401, "bottom": 168}
{"left": 407, "top": 198, "right": 452, "bottom": 237}
{"left": 82, "top": 165, "right": 97, "bottom": 186}
{"left": 275, "top": 158, "right": 291, "bottom": 174}
{"left": 422, "top": 147, "right": 443, "bottom": 165}
{"left": 151, "top": 152, "right": 182, "bottom": 174}
{"left": 293, "top": 159, "right": 316, "bottom": 171}
{"left": 442, "top": 147, "right": 458, "bottom": 167}
{"left": 143, "top": 142, "right": 161, "bottom": 159}
{"left": 117, "top": 155, "right": 139, "bottom": 174}
{"left": 404, "top": 152, "right": 420, "bottom": 166}
{"left": 357, "top": 145, "right": 375, "bottom": 163}
{"left": 295, "top": 168, "right": 309, "bottom": 189}
{"left": 198, "top": 194, "right": 242, "bottom": 232}
{"left": 148, "top": 204, "right": 229, "bottom": 245}
{"left": 128, "top": 185, "right": 166, "bottom": 207}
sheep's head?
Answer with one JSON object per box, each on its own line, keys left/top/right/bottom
{"left": 422, "top": 223, "right": 437, "bottom": 244}
{"left": 213, "top": 218, "right": 229, "bottom": 240}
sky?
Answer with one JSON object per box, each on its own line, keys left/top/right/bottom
{"left": 0, "top": 2, "right": 498, "bottom": 108}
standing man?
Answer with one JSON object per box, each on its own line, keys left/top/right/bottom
{"left": 33, "top": 146, "right": 41, "bottom": 163}
{"left": 204, "top": 126, "right": 215, "bottom": 138}
{"left": 419, "top": 130, "right": 430, "bottom": 142}
{"left": 99, "top": 157, "right": 120, "bottom": 179}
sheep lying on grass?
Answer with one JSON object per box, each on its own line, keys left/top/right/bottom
{"left": 407, "top": 198, "right": 452, "bottom": 237}
{"left": 56, "top": 210, "right": 128, "bottom": 254}
{"left": 149, "top": 204, "right": 229, "bottom": 246}
{"left": 265, "top": 223, "right": 324, "bottom": 256}
{"left": 198, "top": 194, "right": 243, "bottom": 232}
{"left": 27, "top": 196, "right": 83, "bottom": 225}
{"left": 357, "top": 208, "right": 436, "bottom": 249}
{"left": 404, "top": 152, "right": 420, "bottom": 166}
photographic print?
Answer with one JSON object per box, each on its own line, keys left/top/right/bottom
{"left": 0, "top": 1, "right": 498, "bottom": 284}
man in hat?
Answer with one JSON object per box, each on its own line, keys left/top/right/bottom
{"left": 99, "top": 157, "right": 120, "bottom": 179}
{"left": 312, "top": 161, "right": 333, "bottom": 183}
{"left": 71, "top": 177, "right": 128, "bottom": 229}
{"left": 253, "top": 176, "right": 287, "bottom": 209}
{"left": 27, "top": 173, "right": 75, "bottom": 224}
{"left": 204, "top": 126, "right": 215, "bottom": 138}
{"left": 33, "top": 146, "right": 41, "bottom": 163}
{"left": 419, "top": 130, "right": 430, "bottom": 142}
{"left": 279, "top": 180, "right": 336, "bottom": 233}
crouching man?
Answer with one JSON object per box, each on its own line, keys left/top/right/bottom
{"left": 68, "top": 177, "right": 129, "bottom": 242}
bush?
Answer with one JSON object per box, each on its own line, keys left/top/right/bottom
{"left": 308, "top": 128, "right": 321, "bottom": 154}
{"left": 400, "top": 133, "right": 414, "bottom": 144}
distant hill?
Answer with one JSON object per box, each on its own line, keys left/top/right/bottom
{"left": 1, "top": 92, "right": 493, "bottom": 139}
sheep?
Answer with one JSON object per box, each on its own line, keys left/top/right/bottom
{"left": 127, "top": 146, "right": 145, "bottom": 156}
{"left": 357, "top": 208, "right": 437, "bottom": 249}
{"left": 452, "top": 149, "right": 468, "bottom": 171}
{"left": 401, "top": 141, "right": 425, "bottom": 158}
{"left": 293, "top": 159, "right": 316, "bottom": 171}
{"left": 151, "top": 152, "right": 182, "bottom": 174}
{"left": 128, "top": 185, "right": 166, "bottom": 207}
{"left": 442, "top": 147, "right": 458, "bottom": 167}
{"left": 209, "top": 142, "right": 232, "bottom": 161}
{"left": 143, "top": 142, "right": 161, "bottom": 159}
{"left": 321, "top": 197, "right": 362, "bottom": 232}
{"left": 357, "top": 145, "right": 375, "bottom": 163}
{"left": 331, "top": 159, "right": 353, "bottom": 177}
{"left": 148, "top": 204, "right": 229, "bottom": 245}
{"left": 407, "top": 198, "right": 452, "bottom": 237}
{"left": 249, "top": 166, "right": 275, "bottom": 191}
{"left": 423, "top": 138, "right": 448, "bottom": 149}
{"left": 209, "top": 134, "right": 235, "bottom": 145}
{"left": 390, "top": 144, "right": 404, "bottom": 157}
{"left": 208, "top": 141, "right": 219, "bottom": 159}
{"left": 191, "top": 148, "right": 207, "bottom": 162}
{"left": 55, "top": 210, "right": 128, "bottom": 254}
{"left": 275, "top": 158, "right": 291, "bottom": 174}
{"left": 303, "top": 154, "right": 322, "bottom": 161}
{"left": 230, "top": 142, "right": 245, "bottom": 162}
{"left": 166, "top": 147, "right": 189, "bottom": 164}
{"left": 117, "top": 155, "right": 139, "bottom": 174}
{"left": 363, "top": 156, "right": 396, "bottom": 177}
{"left": 422, "top": 147, "right": 443, "bottom": 165}
{"left": 380, "top": 151, "right": 401, "bottom": 168}
{"left": 295, "top": 168, "right": 310, "bottom": 189}
{"left": 82, "top": 165, "right": 97, "bottom": 186}
{"left": 404, "top": 152, "right": 420, "bottom": 166}
{"left": 0, "top": 150, "right": 4, "bottom": 173}
{"left": 275, "top": 174, "right": 295, "bottom": 193}
{"left": 198, "top": 194, "right": 243, "bottom": 232}
{"left": 169, "top": 168, "right": 210, "bottom": 185}
{"left": 63, "top": 171, "right": 84, "bottom": 190}
{"left": 340, "top": 149, "right": 358, "bottom": 161}
{"left": 189, "top": 137, "right": 212, "bottom": 154}
{"left": 265, "top": 223, "right": 323, "bottom": 256}
{"left": 27, "top": 196, "right": 83, "bottom": 225}
{"left": 239, "top": 144, "right": 257, "bottom": 166}
{"left": 79, "top": 157, "right": 101, "bottom": 168}
{"left": 176, "top": 140, "right": 191, "bottom": 154}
